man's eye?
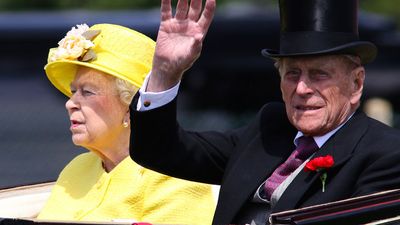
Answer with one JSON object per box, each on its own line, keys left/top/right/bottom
{"left": 312, "top": 73, "right": 330, "bottom": 80}
{"left": 285, "top": 71, "right": 300, "bottom": 79}
{"left": 70, "top": 89, "right": 76, "bottom": 94}
{"left": 319, "top": 74, "right": 329, "bottom": 78}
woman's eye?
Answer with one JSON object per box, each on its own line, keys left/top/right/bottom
{"left": 70, "top": 89, "right": 76, "bottom": 94}
{"left": 82, "top": 89, "right": 94, "bottom": 96}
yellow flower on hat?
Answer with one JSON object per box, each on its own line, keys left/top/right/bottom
{"left": 49, "top": 24, "right": 95, "bottom": 62}
{"left": 45, "top": 23, "right": 155, "bottom": 97}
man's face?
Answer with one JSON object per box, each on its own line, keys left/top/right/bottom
{"left": 280, "top": 55, "right": 364, "bottom": 136}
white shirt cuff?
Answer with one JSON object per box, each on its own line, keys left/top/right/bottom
{"left": 136, "top": 73, "right": 180, "bottom": 111}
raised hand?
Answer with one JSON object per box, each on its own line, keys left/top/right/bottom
{"left": 147, "top": 0, "right": 216, "bottom": 92}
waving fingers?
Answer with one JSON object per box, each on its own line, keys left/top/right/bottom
{"left": 198, "top": 0, "right": 216, "bottom": 37}
{"left": 175, "top": 0, "right": 189, "bottom": 20}
{"left": 168, "top": 0, "right": 216, "bottom": 25}
{"left": 161, "top": 0, "right": 172, "bottom": 21}
{"left": 188, "top": 0, "right": 203, "bottom": 21}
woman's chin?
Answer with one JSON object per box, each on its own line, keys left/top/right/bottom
{"left": 71, "top": 135, "right": 88, "bottom": 146}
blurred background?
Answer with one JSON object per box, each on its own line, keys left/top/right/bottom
{"left": 1, "top": 0, "right": 400, "bottom": 188}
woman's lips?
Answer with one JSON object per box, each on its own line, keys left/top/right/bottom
{"left": 70, "top": 120, "right": 84, "bottom": 128}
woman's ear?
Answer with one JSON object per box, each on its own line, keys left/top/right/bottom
{"left": 123, "top": 108, "right": 130, "bottom": 128}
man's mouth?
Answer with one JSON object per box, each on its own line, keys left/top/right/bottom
{"left": 295, "top": 105, "right": 322, "bottom": 111}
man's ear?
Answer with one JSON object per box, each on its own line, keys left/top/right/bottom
{"left": 350, "top": 66, "right": 365, "bottom": 105}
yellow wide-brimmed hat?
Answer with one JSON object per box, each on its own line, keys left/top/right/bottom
{"left": 45, "top": 23, "right": 155, "bottom": 97}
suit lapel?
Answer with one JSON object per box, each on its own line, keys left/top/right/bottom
{"left": 273, "top": 110, "right": 370, "bottom": 212}
{"left": 215, "top": 103, "right": 297, "bottom": 223}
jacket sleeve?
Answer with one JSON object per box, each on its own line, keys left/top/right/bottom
{"left": 129, "top": 95, "right": 246, "bottom": 185}
{"left": 351, "top": 119, "right": 400, "bottom": 197}
{"left": 353, "top": 147, "right": 400, "bottom": 197}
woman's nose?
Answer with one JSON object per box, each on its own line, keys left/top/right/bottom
{"left": 65, "top": 95, "right": 80, "bottom": 112}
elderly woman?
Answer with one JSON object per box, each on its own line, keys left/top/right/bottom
{"left": 37, "top": 24, "right": 216, "bottom": 224}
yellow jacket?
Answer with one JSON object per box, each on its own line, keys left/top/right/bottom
{"left": 38, "top": 152, "right": 216, "bottom": 224}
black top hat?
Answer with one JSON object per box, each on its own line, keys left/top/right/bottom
{"left": 262, "top": 0, "right": 377, "bottom": 64}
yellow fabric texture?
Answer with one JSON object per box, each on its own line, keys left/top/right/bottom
{"left": 38, "top": 153, "right": 216, "bottom": 224}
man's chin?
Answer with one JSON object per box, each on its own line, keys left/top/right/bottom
{"left": 294, "top": 122, "right": 324, "bottom": 136}
{"left": 293, "top": 108, "right": 324, "bottom": 118}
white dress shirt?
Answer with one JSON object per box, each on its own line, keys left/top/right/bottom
{"left": 137, "top": 73, "right": 180, "bottom": 111}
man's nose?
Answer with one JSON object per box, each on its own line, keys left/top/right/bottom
{"left": 295, "top": 78, "right": 314, "bottom": 96}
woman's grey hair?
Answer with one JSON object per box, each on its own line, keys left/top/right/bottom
{"left": 115, "top": 77, "right": 138, "bottom": 106}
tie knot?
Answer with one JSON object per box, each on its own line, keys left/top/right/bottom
{"left": 296, "top": 136, "right": 318, "bottom": 160}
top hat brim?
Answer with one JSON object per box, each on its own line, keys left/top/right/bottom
{"left": 262, "top": 41, "right": 377, "bottom": 64}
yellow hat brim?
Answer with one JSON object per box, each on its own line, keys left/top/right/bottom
{"left": 44, "top": 24, "right": 155, "bottom": 97}
{"left": 45, "top": 59, "right": 145, "bottom": 97}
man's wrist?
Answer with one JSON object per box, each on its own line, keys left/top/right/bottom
{"left": 146, "top": 69, "right": 182, "bottom": 92}
{"left": 136, "top": 72, "right": 180, "bottom": 111}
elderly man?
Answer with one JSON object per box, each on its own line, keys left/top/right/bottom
{"left": 130, "top": 0, "right": 400, "bottom": 224}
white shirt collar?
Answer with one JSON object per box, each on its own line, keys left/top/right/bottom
{"left": 294, "top": 112, "right": 355, "bottom": 148}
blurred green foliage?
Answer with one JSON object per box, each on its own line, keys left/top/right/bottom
{"left": 0, "top": 0, "right": 271, "bottom": 10}
{"left": 361, "top": 0, "right": 400, "bottom": 27}
{"left": 0, "top": 0, "right": 397, "bottom": 11}
{"left": 0, "top": 0, "right": 233, "bottom": 10}
{"left": 0, "top": 0, "right": 160, "bottom": 10}
{"left": 0, "top": 0, "right": 399, "bottom": 27}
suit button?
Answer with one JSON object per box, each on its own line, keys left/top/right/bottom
{"left": 144, "top": 101, "right": 151, "bottom": 107}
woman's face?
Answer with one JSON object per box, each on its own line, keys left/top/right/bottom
{"left": 65, "top": 67, "right": 128, "bottom": 150}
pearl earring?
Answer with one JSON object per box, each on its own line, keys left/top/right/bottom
{"left": 123, "top": 121, "right": 129, "bottom": 128}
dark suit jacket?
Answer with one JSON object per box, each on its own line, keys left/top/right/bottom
{"left": 130, "top": 99, "right": 400, "bottom": 224}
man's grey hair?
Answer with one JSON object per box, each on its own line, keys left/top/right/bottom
{"left": 273, "top": 54, "right": 362, "bottom": 74}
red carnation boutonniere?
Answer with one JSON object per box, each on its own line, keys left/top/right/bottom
{"left": 304, "top": 155, "right": 334, "bottom": 192}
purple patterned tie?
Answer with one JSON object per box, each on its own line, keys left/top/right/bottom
{"left": 264, "top": 136, "right": 318, "bottom": 200}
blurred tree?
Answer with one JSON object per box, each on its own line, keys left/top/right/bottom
{"left": 0, "top": 0, "right": 399, "bottom": 28}
{"left": 56, "top": 0, "right": 160, "bottom": 10}
{"left": 0, "top": 0, "right": 158, "bottom": 10}
{"left": 0, "top": 0, "right": 231, "bottom": 10}
{"left": 361, "top": 0, "right": 400, "bottom": 27}
{"left": 0, "top": 0, "right": 58, "bottom": 10}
